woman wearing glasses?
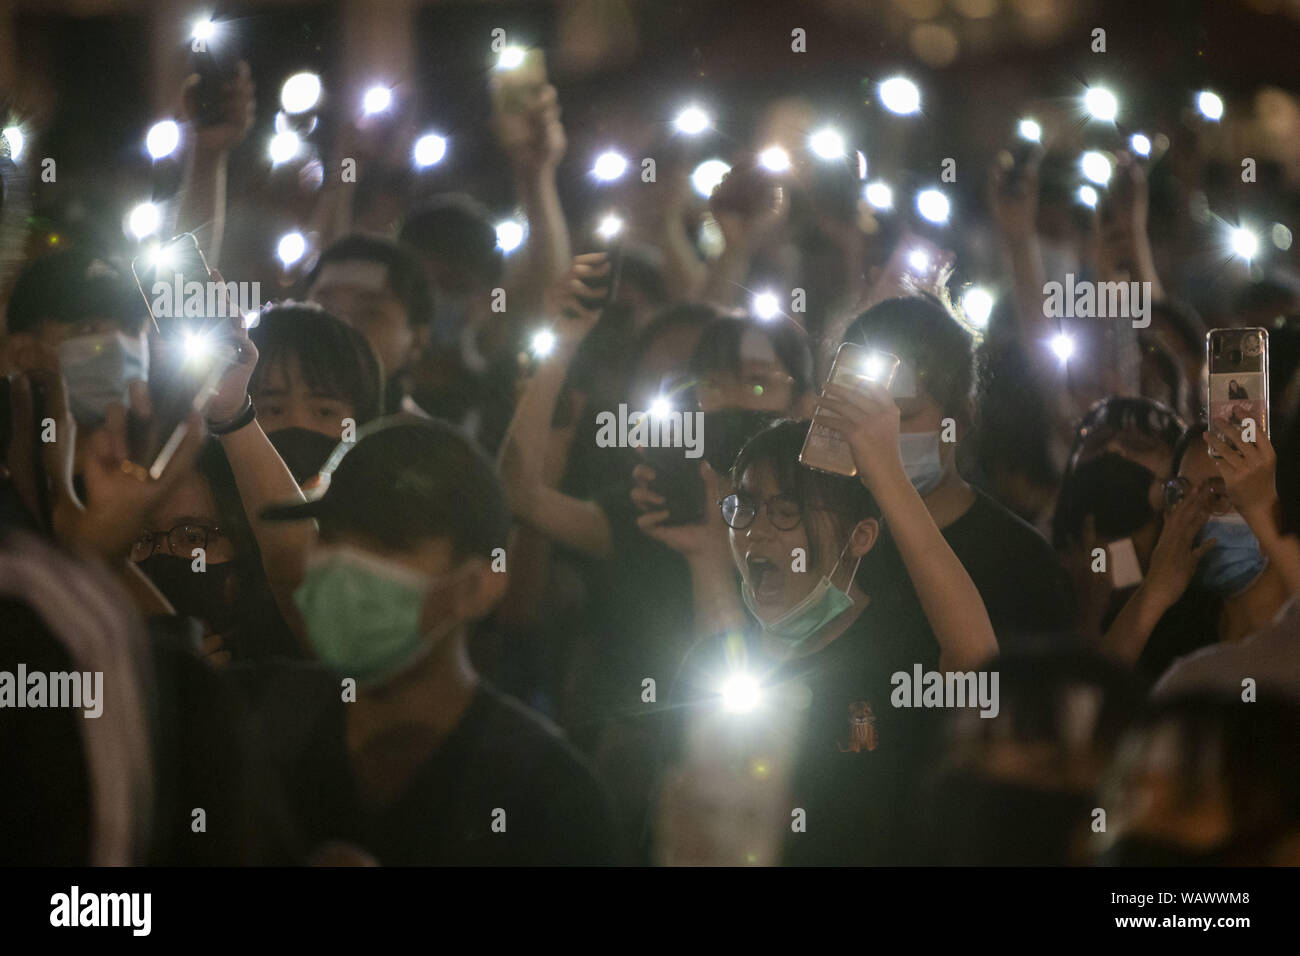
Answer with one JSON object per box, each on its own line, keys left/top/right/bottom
{"left": 657, "top": 394, "right": 996, "bottom": 865}
{"left": 1099, "top": 423, "right": 1298, "bottom": 683}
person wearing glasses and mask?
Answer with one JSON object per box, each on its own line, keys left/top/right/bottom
{"left": 1100, "top": 422, "right": 1297, "bottom": 685}
{"left": 656, "top": 411, "right": 997, "bottom": 866}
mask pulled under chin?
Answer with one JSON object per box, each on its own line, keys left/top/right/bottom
{"left": 740, "top": 539, "right": 861, "bottom": 644}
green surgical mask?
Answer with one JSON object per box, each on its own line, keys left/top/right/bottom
{"left": 740, "top": 538, "right": 861, "bottom": 644}
{"left": 294, "top": 546, "right": 464, "bottom": 685}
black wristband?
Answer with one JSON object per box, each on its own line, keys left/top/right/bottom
{"left": 208, "top": 395, "right": 256, "bottom": 436}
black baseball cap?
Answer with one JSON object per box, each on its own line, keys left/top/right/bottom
{"left": 261, "top": 415, "right": 510, "bottom": 559}
{"left": 5, "top": 249, "right": 147, "bottom": 335}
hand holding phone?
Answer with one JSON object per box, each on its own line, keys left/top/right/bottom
{"left": 800, "top": 343, "right": 900, "bottom": 477}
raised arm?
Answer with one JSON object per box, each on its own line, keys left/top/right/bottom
{"left": 816, "top": 382, "right": 998, "bottom": 670}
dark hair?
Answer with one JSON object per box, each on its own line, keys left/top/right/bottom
{"left": 689, "top": 314, "right": 815, "bottom": 397}
{"left": 399, "top": 193, "right": 502, "bottom": 287}
{"left": 304, "top": 234, "right": 433, "bottom": 328}
{"left": 248, "top": 302, "right": 384, "bottom": 426}
{"left": 732, "top": 419, "right": 879, "bottom": 565}
{"left": 1065, "top": 396, "right": 1186, "bottom": 472}
{"left": 6, "top": 249, "right": 146, "bottom": 335}
{"left": 842, "top": 294, "right": 975, "bottom": 419}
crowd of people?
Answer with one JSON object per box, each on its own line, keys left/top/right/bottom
{"left": 4, "top": 14, "right": 1300, "bottom": 868}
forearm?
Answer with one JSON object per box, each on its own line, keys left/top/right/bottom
{"left": 217, "top": 420, "right": 311, "bottom": 603}
{"left": 699, "top": 242, "right": 752, "bottom": 309}
{"left": 659, "top": 209, "right": 708, "bottom": 300}
{"left": 512, "top": 169, "right": 571, "bottom": 310}
{"left": 499, "top": 345, "right": 575, "bottom": 513}
{"left": 176, "top": 149, "right": 229, "bottom": 267}
{"left": 1250, "top": 507, "right": 1300, "bottom": 596}
{"left": 1099, "top": 583, "right": 1172, "bottom": 666}
{"left": 871, "top": 470, "right": 998, "bottom": 669}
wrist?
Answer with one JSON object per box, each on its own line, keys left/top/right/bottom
{"left": 208, "top": 395, "right": 255, "bottom": 436}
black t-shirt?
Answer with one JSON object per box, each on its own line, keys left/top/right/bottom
{"left": 667, "top": 587, "right": 941, "bottom": 866}
{"left": 861, "top": 489, "right": 1074, "bottom": 650}
{"left": 235, "top": 663, "right": 622, "bottom": 865}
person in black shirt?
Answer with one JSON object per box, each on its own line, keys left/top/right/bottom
{"left": 257, "top": 415, "right": 621, "bottom": 865}
{"left": 655, "top": 417, "right": 998, "bottom": 865}
{"left": 843, "top": 294, "right": 1073, "bottom": 649}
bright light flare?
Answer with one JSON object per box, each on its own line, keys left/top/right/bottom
{"left": 592, "top": 150, "right": 628, "bottom": 181}
{"left": 146, "top": 120, "right": 180, "bottom": 160}
{"left": 1197, "top": 91, "right": 1224, "bottom": 121}
{"left": 191, "top": 20, "right": 216, "bottom": 44}
{"left": 1018, "top": 119, "right": 1041, "bottom": 142}
{"left": 362, "top": 85, "right": 393, "bottom": 115}
{"left": 277, "top": 231, "right": 306, "bottom": 268}
{"left": 1050, "top": 333, "right": 1075, "bottom": 363}
{"left": 691, "top": 159, "right": 730, "bottom": 198}
{"left": 916, "top": 188, "right": 950, "bottom": 224}
{"left": 1129, "top": 133, "right": 1151, "bottom": 157}
{"left": 808, "top": 126, "right": 846, "bottom": 160}
{"left": 496, "top": 46, "right": 526, "bottom": 70}
{"left": 758, "top": 146, "right": 790, "bottom": 173}
{"left": 674, "top": 106, "right": 711, "bottom": 135}
{"left": 268, "top": 130, "right": 301, "bottom": 165}
{"left": 496, "top": 219, "right": 526, "bottom": 253}
{"left": 879, "top": 76, "right": 921, "bottom": 115}
{"left": 595, "top": 214, "right": 624, "bottom": 241}
{"left": 1084, "top": 87, "right": 1118, "bottom": 122}
{"left": 648, "top": 395, "right": 673, "bottom": 419}
{"left": 127, "top": 202, "right": 161, "bottom": 240}
{"left": 1230, "top": 227, "right": 1259, "bottom": 261}
{"left": 280, "top": 72, "right": 322, "bottom": 115}
{"left": 1078, "top": 185, "right": 1099, "bottom": 208}
{"left": 864, "top": 181, "right": 893, "bottom": 210}
{"left": 413, "top": 133, "right": 447, "bottom": 168}
{"left": 720, "top": 673, "right": 762, "bottom": 714}
{"left": 530, "top": 329, "right": 556, "bottom": 358}
{"left": 962, "top": 287, "right": 994, "bottom": 329}
{"left": 752, "top": 291, "right": 780, "bottom": 321}
{"left": 3, "top": 126, "right": 25, "bottom": 161}
{"left": 1081, "top": 151, "right": 1112, "bottom": 185}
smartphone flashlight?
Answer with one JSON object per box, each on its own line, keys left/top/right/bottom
{"left": 592, "top": 151, "right": 628, "bottom": 182}
{"left": 1084, "top": 86, "right": 1118, "bottom": 122}
{"left": 758, "top": 146, "right": 790, "bottom": 173}
{"left": 530, "top": 329, "right": 556, "bottom": 358}
{"left": 675, "top": 106, "right": 711, "bottom": 135}
{"left": 413, "top": 133, "right": 447, "bottom": 168}
{"left": 916, "top": 188, "right": 950, "bottom": 224}
{"left": 720, "top": 673, "right": 762, "bottom": 714}
{"left": 362, "top": 85, "right": 393, "bottom": 115}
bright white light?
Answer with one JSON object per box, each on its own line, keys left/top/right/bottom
{"left": 691, "top": 159, "right": 730, "bottom": 198}
{"left": 592, "top": 150, "right": 628, "bottom": 181}
{"left": 1050, "top": 333, "right": 1075, "bottom": 363}
{"left": 1129, "top": 133, "right": 1151, "bottom": 157}
{"left": 268, "top": 131, "right": 300, "bottom": 165}
{"left": 595, "top": 214, "right": 624, "bottom": 241}
{"left": 2, "top": 126, "right": 24, "bottom": 161}
{"left": 879, "top": 76, "right": 921, "bottom": 115}
{"left": 1078, "top": 185, "right": 1099, "bottom": 208}
{"left": 183, "top": 331, "right": 212, "bottom": 364}
{"left": 1197, "top": 91, "right": 1224, "bottom": 121}
{"left": 362, "top": 86, "right": 393, "bottom": 115}
{"left": 146, "top": 120, "right": 181, "bottom": 160}
{"left": 1085, "top": 87, "right": 1118, "bottom": 122}
{"left": 277, "top": 231, "right": 306, "bottom": 268}
{"left": 864, "top": 181, "right": 893, "bottom": 210}
{"left": 413, "top": 133, "right": 447, "bottom": 168}
{"left": 675, "top": 106, "right": 711, "bottom": 135}
{"left": 1081, "top": 151, "right": 1112, "bottom": 185}
{"left": 530, "top": 329, "right": 556, "bottom": 358}
{"left": 1273, "top": 223, "right": 1293, "bottom": 251}
{"left": 280, "top": 72, "right": 322, "bottom": 115}
{"left": 497, "top": 46, "right": 526, "bottom": 70}
{"left": 758, "top": 146, "right": 790, "bottom": 173}
{"left": 752, "top": 291, "right": 780, "bottom": 321}
{"left": 496, "top": 220, "right": 526, "bottom": 253}
{"left": 809, "top": 126, "right": 846, "bottom": 160}
{"left": 192, "top": 20, "right": 216, "bottom": 44}
{"left": 127, "top": 202, "right": 161, "bottom": 240}
{"left": 916, "top": 188, "right": 950, "bottom": 224}
{"left": 863, "top": 352, "right": 886, "bottom": 380}
{"left": 962, "top": 287, "right": 994, "bottom": 329}
{"left": 1018, "top": 119, "right": 1042, "bottom": 142}
{"left": 1230, "top": 227, "right": 1259, "bottom": 260}
{"left": 243, "top": 311, "right": 260, "bottom": 330}
{"left": 908, "top": 249, "right": 930, "bottom": 273}
{"left": 649, "top": 395, "right": 673, "bottom": 419}
{"left": 720, "top": 673, "right": 762, "bottom": 714}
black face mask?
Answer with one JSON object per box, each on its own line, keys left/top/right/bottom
{"left": 701, "top": 409, "right": 779, "bottom": 476}
{"left": 931, "top": 772, "right": 1096, "bottom": 866}
{"left": 137, "top": 554, "right": 240, "bottom": 635}
{"left": 1095, "top": 835, "right": 1227, "bottom": 867}
{"left": 1063, "top": 452, "right": 1158, "bottom": 541}
{"left": 268, "top": 427, "right": 340, "bottom": 486}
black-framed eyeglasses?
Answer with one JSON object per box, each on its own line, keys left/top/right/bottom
{"left": 1163, "top": 477, "right": 1232, "bottom": 515}
{"left": 721, "top": 493, "right": 822, "bottom": 531}
{"left": 131, "top": 523, "right": 223, "bottom": 562}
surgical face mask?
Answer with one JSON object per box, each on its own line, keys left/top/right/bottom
{"left": 741, "top": 537, "right": 861, "bottom": 645}
{"left": 899, "top": 430, "right": 944, "bottom": 497}
{"left": 293, "top": 545, "right": 465, "bottom": 685}
{"left": 701, "top": 409, "right": 777, "bottom": 476}
{"left": 1195, "top": 513, "right": 1268, "bottom": 596}
{"left": 56, "top": 331, "right": 148, "bottom": 426}
{"left": 268, "top": 427, "right": 341, "bottom": 486}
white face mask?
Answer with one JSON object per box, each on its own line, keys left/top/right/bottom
{"left": 56, "top": 331, "right": 149, "bottom": 426}
{"left": 899, "top": 430, "right": 944, "bottom": 496}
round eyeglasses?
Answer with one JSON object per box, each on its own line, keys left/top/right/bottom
{"left": 131, "top": 523, "right": 223, "bottom": 562}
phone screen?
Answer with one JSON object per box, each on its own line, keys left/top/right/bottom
{"left": 1206, "top": 327, "right": 1269, "bottom": 453}
{"left": 491, "top": 48, "right": 547, "bottom": 115}
{"left": 799, "top": 343, "right": 900, "bottom": 477}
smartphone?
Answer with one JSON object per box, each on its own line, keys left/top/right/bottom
{"left": 1206, "top": 327, "right": 1269, "bottom": 454}
{"left": 1002, "top": 139, "right": 1044, "bottom": 194}
{"left": 642, "top": 443, "right": 706, "bottom": 527}
{"left": 1107, "top": 537, "right": 1143, "bottom": 590}
{"left": 190, "top": 25, "right": 237, "bottom": 127}
{"left": 799, "top": 343, "right": 901, "bottom": 477}
{"left": 490, "top": 48, "right": 547, "bottom": 115}
{"left": 131, "top": 234, "right": 237, "bottom": 476}
{"left": 577, "top": 227, "right": 625, "bottom": 314}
